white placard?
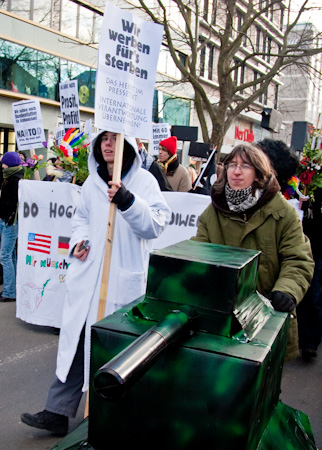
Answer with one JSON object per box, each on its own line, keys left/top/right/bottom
{"left": 12, "top": 99, "right": 46, "bottom": 150}
{"left": 95, "top": 1, "right": 163, "bottom": 139}
{"left": 84, "top": 119, "right": 92, "bottom": 141}
{"left": 59, "top": 80, "right": 80, "bottom": 129}
{"left": 55, "top": 125, "right": 65, "bottom": 146}
{"left": 16, "top": 181, "right": 81, "bottom": 328}
{"left": 151, "top": 123, "right": 171, "bottom": 155}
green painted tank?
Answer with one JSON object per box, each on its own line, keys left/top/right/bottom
{"left": 52, "top": 240, "right": 316, "bottom": 450}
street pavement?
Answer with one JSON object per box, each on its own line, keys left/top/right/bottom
{"left": 0, "top": 298, "right": 321, "bottom": 449}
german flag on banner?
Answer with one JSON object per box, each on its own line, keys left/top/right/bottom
{"left": 58, "top": 236, "right": 70, "bottom": 255}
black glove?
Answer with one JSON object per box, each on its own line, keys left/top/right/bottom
{"left": 111, "top": 184, "right": 134, "bottom": 211}
{"left": 266, "top": 291, "right": 296, "bottom": 312}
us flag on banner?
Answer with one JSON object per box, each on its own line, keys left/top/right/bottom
{"left": 27, "top": 233, "right": 51, "bottom": 254}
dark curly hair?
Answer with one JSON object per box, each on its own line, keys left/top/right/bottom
{"left": 256, "top": 139, "right": 299, "bottom": 192}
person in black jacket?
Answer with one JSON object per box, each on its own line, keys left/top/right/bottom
{"left": 297, "top": 187, "right": 322, "bottom": 358}
{"left": 0, "top": 151, "right": 24, "bottom": 302}
{"left": 137, "top": 139, "right": 172, "bottom": 191}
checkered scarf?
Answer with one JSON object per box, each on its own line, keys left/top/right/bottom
{"left": 225, "top": 183, "right": 263, "bottom": 213}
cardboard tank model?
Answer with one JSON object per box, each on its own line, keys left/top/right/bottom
{"left": 53, "top": 240, "right": 316, "bottom": 450}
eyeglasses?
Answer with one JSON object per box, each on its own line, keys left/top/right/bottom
{"left": 226, "top": 163, "right": 253, "bottom": 171}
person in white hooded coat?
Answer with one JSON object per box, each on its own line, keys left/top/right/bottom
{"left": 21, "top": 131, "right": 171, "bottom": 436}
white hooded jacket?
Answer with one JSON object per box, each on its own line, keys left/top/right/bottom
{"left": 55, "top": 133, "right": 171, "bottom": 391}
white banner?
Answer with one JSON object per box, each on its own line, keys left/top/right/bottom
{"left": 151, "top": 123, "right": 171, "bottom": 155}
{"left": 154, "top": 192, "right": 210, "bottom": 250}
{"left": 12, "top": 99, "right": 46, "bottom": 150}
{"left": 95, "top": 1, "right": 163, "bottom": 139}
{"left": 16, "top": 184, "right": 210, "bottom": 327}
{"left": 59, "top": 80, "right": 80, "bottom": 129}
{"left": 16, "top": 181, "right": 81, "bottom": 328}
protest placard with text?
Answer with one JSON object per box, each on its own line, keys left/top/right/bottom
{"left": 12, "top": 99, "right": 46, "bottom": 150}
{"left": 59, "top": 80, "right": 81, "bottom": 129}
{"left": 151, "top": 123, "right": 171, "bottom": 155}
{"left": 95, "top": 1, "right": 163, "bottom": 138}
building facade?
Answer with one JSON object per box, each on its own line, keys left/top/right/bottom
{"left": 0, "top": 0, "right": 286, "bottom": 159}
{"left": 277, "top": 22, "right": 322, "bottom": 148}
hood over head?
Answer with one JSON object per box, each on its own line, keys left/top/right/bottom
{"left": 89, "top": 131, "right": 141, "bottom": 180}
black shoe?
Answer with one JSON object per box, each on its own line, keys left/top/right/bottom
{"left": 0, "top": 296, "right": 16, "bottom": 302}
{"left": 302, "top": 348, "right": 317, "bottom": 359}
{"left": 20, "top": 410, "right": 68, "bottom": 436}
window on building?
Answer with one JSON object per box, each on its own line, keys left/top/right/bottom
{"left": 153, "top": 90, "right": 190, "bottom": 126}
{"left": 3, "top": 0, "right": 104, "bottom": 43}
{"left": 7, "top": 0, "right": 31, "bottom": 19}
{"left": 253, "top": 71, "right": 258, "bottom": 93}
{"left": 267, "top": 37, "right": 272, "bottom": 63}
{"left": 61, "top": 0, "right": 77, "bottom": 38}
{"left": 78, "top": 5, "right": 95, "bottom": 42}
{"left": 208, "top": 45, "right": 214, "bottom": 80}
{"left": 0, "top": 128, "right": 16, "bottom": 155}
{"left": 200, "top": 43, "right": 206, "bottom": 77}
{"left": 256, "top": 26, "right": 261, "bottom": 53}
{"left": 280, "top": 5, "right": 285, "bottom": 30}
{"left": 203, "top": 0, "right": 209, "bottom": 21}
{"left": 262, "top": 33, "right": 267, "bottom": 60}
{"left": 33, "top": 0, "right": 52, "bottom": 27}
{"left": 259, "top": 83, "right": 268, "bottom": 105}
{"left": 158, "top": 44, "right": 186, "bottom": 80}
{"left": 0, "top": 38, "right": 96, "bottom": 107}
{"left": 212, "top": 0, "right": 217, "bottom": 26}
{"left": 274, "top": 83, "right": 279, "bottom": 109}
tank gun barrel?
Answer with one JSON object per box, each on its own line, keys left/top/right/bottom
{"left": 93, "top": 310, "right": 190, "bottom": 401}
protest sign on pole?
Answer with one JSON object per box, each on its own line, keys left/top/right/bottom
{"left": 151, "top": 123, "right": 171, "bottom": 156}
{"left": 12, "top": 99, "right": 46, "bottom": 151}
{"left": 94, "top": 1, "right": 164, "bottom": 139}
{"left": 85, "top": 3, "right": 164, "bottom": 417}
{"left": 59, "top": 80, "right": 81, "bottom": 130}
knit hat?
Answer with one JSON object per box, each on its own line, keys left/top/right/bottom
{"left": 159, "top": 136, "right": 177, "bottom": 156}
{"left": 1, "top": 152, "right": 22, "bottom": 167}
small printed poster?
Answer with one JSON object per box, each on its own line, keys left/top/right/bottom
{"left": 59, "top": 80, "right": 80, "bottom": 129}
{"left": 12, "top": 99, "right": 46, "bottom": 150}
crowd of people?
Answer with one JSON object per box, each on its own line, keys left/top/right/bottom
{"left": 0, "top": 133, "right": 321, "bottom": 438}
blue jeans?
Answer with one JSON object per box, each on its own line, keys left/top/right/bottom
{"left": 0, "top": 219, "right": 18, "bottom": 298}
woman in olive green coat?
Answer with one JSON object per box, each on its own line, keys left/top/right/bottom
{"left": 192, "top": 143, "right": 314, "bottom": 361}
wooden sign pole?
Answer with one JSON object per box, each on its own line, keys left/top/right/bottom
{"left": 84, "top": 132, "right": 124, "bottom": 418}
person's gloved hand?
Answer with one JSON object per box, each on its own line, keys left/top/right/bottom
{"left": 266, "top": 291, "right": 296, "bottom": 312}
{"left": 111, "top": 183, "right": 134, "bottom": 211}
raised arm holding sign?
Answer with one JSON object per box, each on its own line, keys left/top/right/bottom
{"left": 20, "top": 2, "right": 169, "bottom": 436}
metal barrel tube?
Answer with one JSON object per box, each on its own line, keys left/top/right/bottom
{"left": 93, "top": 310, "right": 190, "bottom": 401}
